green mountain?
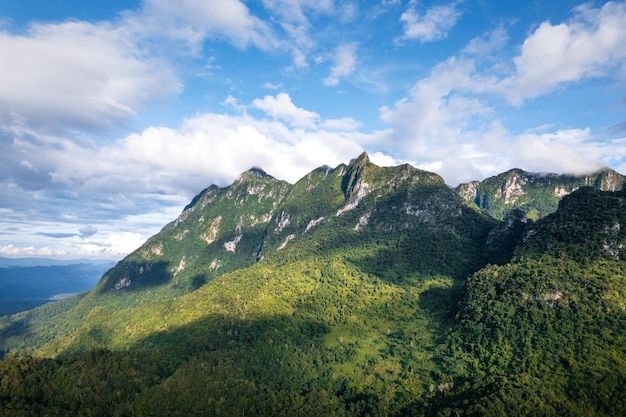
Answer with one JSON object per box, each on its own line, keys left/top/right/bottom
{"left": 456, "top": 168, "right": 625, "bottom": 220}
{"left": 1, "top": 155, "right": 626, "bottom": 416}
{"left": 432, "top": 187, "right": 626, "bottom": 416}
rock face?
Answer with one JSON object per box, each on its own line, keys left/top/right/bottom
{"left": 456, "top": 168, "right": 626, "bottom": 220}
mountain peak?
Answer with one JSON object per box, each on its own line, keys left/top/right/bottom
{"left": 238, "top": 167, "right": 275, "bottom": 181}
{"left": 348, "top": 151, "right": 370, "bottom": 168}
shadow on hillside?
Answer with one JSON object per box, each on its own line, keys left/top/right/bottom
{"left": 40, "top": 313, "right": 377, "bottom": 416}
{"left": 0, "top": 316, "right": 32, "bottom": 358}
{"left": 96, "top": 260, "right": 173, "bottom": 294}
{"left": 350, "top": 231, "right": 484, "bottom": 284}
{"left": 418, "top": 282, "right": 463, "bottom": 325}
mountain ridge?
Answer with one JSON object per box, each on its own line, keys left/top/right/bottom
{"left": 1, "top": 153, "right": 626, "bottom": 416}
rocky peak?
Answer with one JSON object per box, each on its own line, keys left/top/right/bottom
{"left": 500, "top": 169, "right": 528, "bottom": 205}
{"left": 237, "top": 167, "right": 276, "bottom": 183}
{"left": 456, "top": 181, "right": 480, "bottom": 204}
{"left": 182, "top": 185, "right": 220, "bottom": 213}
{"left": 342, "top": 152, "right": 371, "bottom": 197}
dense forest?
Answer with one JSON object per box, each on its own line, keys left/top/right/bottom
{"left": 1, "top": 155, "right": 625, "bottom": 416}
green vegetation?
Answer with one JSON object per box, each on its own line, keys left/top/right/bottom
{"left": 1, "top": 157, "right": 625, "bottom": 416}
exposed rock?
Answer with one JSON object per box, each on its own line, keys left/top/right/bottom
{"left": 277, "top": 234, "right": 296, "bottom": 250}
{"left": 305, "top": 217, "right": 325, "bottom": 232}
{"left": 337, "top": 178, "right": 371, "bottom": 216}
{"left": 114, "top": 277, "right": 131, "bottom": 290}
{"left": 224, "top": 235, "right": 243, "bottom": 253}
{"left": 201, "top": 216, "right": 222, "bottom": 245}
{"left": 354, "top": 212, "right": 371, "bottom": 231}
{"left": 172, "top": 257, "right": 186, "bottom": 277}
{"left": 275, "top": 211, "right": 291, "bottom": 233}
{"left": 502, "top": 171, "right": 527, "bottom": 205}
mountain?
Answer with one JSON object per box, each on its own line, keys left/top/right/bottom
{"left": 456, "top": 168, "right": 625, "bottom": 220}
{"left": 1, "top": 154, "right": 625, "bottom": 416}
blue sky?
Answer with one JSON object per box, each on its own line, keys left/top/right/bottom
{"left": 0, "top": 0, "right": 625, "bottom": 259}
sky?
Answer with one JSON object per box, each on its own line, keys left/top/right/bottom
{"left": 0, "top": 0, "right": 625, "bottom": 260}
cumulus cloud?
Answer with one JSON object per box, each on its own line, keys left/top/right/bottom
{"left": 324, "top": 42, "right": 358, "bottom": 86}
{"left": 377, "top": 49, "right": 615, "bottom": 184}
{"left": 0, "top": 21, "right": 181, "bottom": 132}
{"left": 320, "top": 117, "right": 363, "bottom": 131}
{"left": 510, "top": 129, "right": 606, "bottom": 174}
{"left": 398, "top": 1, "right": 463, "bottom": 43}
{"left": 252, "top": 93, "right": 320, "bottom": 128}
{"left": 501, "top": 1, "right": 626, "bottom": 104}
{"left": 115, "top": 110, "right": 365, "bottom": 185}
{"left": 379, "top": 56, "right": 490, "bottom": 150}
{"left": 0, "top": 244, "right": 67, "bottom": 258}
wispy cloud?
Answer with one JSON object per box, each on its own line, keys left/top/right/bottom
{"left": 397, "top": 1, "right": 463, "bottom": 43}
{"left": 324, "top": 42, "right": 358, "bottom": 86}
{"left": 139, "top": 0, "right": 280, "bottom": 52}
{"left": 0, "top": 20, "right": 180, "bottom": 132}
{"left": 36, "top": 232, "right": 77, "bottom": 239}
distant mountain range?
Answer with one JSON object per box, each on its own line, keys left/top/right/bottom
{"left": 0, "top": 261, "right": 115, "bottom": 315}
{"left": 0, "top": 256, "right": 116, "bottom": 268}
{"left": 456, "top": 167, "right": 624, "bottom": 220}
{"left": 0, "top": 153, "right": 625, "bottom": 416}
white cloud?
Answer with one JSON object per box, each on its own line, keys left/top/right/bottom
{"left": 324, "top": 42, "right": 358, "bottom": 86}
{"left": 141, "top": 0, "right": 279, "bottom": 51}
{"left": 377, "top": 53, "right": 614, "bottom": 185}
{"left": 463, "top": 25, "right": 509, "bottom": 56}
{"left": 101, "top": 232, "right": 146, "bottom": 255}
{"left": 369, "top": 151, "right": 397, "bottom": 167}
{"left": 116, "top": 110, "right": 364, "bottom": 184}
{"left": 0, "top": 21, "right": 181, "bottom": 132}
{"left": 320, "top": 117, "right": 363, "bottom": 131}
{"left": 379, "top": 56, "right": 488, "bottom": 148}
{"left": 0, "top": 244, "right": 67, "bottom": 257}
{"left": 398, "top": 1, "right": 462, "bottom": 43}
{"left": 511, "top": 129, "right": 606, "bottom": 175}
{"left": 501, "top": 1, "right": 626, "bottom": 104}
{"left": 0, "top": 231, "right": 147, "bottom": 259}
{"left": 259, "top": 0, "right": 335, "bottom": 69}
{"left": 262, "top": 82, "right": 283, "bottom": 89}
{"left": 261, "top": 0, "right": 334, "bottom": 23}
{"left": 252, "top": 92, "right": 320, "bottom": 128}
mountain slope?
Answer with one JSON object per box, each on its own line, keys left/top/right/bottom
{"left": 428, "top": 187, "right": 626, "bottom": 416}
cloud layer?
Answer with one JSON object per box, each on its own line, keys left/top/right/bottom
{"left": 1, "top": 0, "right": 625, "bottom": 258}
